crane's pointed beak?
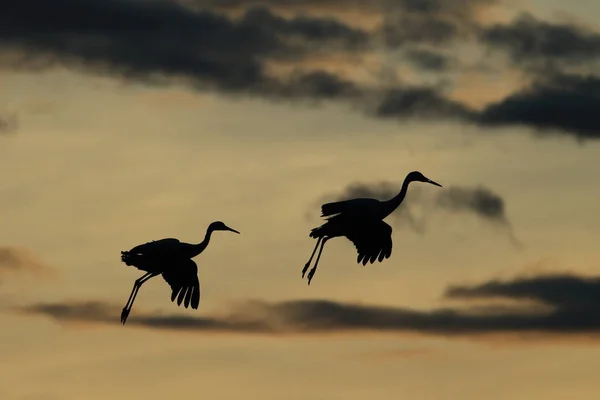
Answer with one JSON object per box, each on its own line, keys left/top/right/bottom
{"left": 226, "top": 226, "right": 240, "bottom": 234}
{"left": 427, "top": 178, "right": 442, "bottom": 187}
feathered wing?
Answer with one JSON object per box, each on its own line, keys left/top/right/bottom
{"left": 161, "top": 259, "right": 201, "bottom": 310}
{"left": 321, "top": 198, "right": 382, "bottom": 219}
{"left": 345, "top": 220, "right": 393, "bottom": 266}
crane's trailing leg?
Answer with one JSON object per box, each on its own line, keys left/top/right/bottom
{"left": 302, "top": 237, "right": 322, "bottom": 278}
{"left": 121, "top": 272, "right": 158, "bottom": 325}
{"left": 307, "top": 237, "right": 329, "bottom": 285}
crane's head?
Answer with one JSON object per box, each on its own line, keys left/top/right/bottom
{"left": 407, "top": 171, "right": 443, "bottom": 187}
{"left": 210, "top": 221, "right": 240, "bottom": 234}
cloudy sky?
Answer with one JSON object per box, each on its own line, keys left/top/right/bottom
{"left": 2, "top": 0, "right": 600, "bottom": 399}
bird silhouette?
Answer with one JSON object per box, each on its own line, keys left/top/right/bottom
{"left": 302, "top": 171, "right": 442, "bottom": 285}
{"left": 119, "top": 221, "right": 240, "bottom": 325}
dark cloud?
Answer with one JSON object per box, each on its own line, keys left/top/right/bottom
{"left": 404, "top": 49, "right": 451, "bottom": 71}
{"left": 3, "top": 0, "right": 600, "bottom": 140}
{"left": 265, "top": 70, "right": 362, "bottom": 100}
{"left": 19, "top": 301, "right": 271, "bottom": 332}
{"left": 186, "top": 0, "right": 378, "bottom": 10}
{"left": 481, "top": 13, "right": 600, "bottom": 67}
{"left": 193, "top": 0, "right": 494, "bottom": 15}
{"left": 198, "top": 0, "right": 496, "bottom": 45}
{"left": 473, "top": 14, "right": 600, "bottom": 139}
{"left": 370, "top": 71, "right": 600, "bottom": 140}
{"left": 378, "top": 0, "right": 495, "bottom": 48}
{"left": 374, "top": 87, "right": 475, "bottom": 120}
{"left": 19, "top": 272, "right": 600, "bottom": 337}
{"left": 478, "top": 73, "right": 600, "bottom": 140}
{"left": 446, "top": 273, "right": 600, "bottom": 310}
{"left": 316, "top": 182, "right": 517, "bottom": 243}
{"left": 444, "top": 273, "right": 600, "bottom": 332}
{"left": 0, "top": 0, "right": 490, "bottom": 89}
{"left": 0, "top": 0, "right": 367, "bottom": 98}
{"left": 382, "top": 16, "right": 458, "bottom": 47}
{"left": 0, "top": 0, "right": 472, "bottom": 127}
{"left": 241, "top": 6, "right": 368, "bottom": 50}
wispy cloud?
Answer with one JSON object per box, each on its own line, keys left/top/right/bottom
{"left": 0, "top": 246, "right": 54, "bottom": 279}
{"left": 18, "top": 272, "right": 600, "bottom": 339}
{"left": 0, "top": 111, "right": 17, "bottom": 135}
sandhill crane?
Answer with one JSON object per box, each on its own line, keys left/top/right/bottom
{"left": 302, "top": 171, "right": 442, "bottom": 285}
{"left": 119, "top": 221, "right": 240, "bottom": 325}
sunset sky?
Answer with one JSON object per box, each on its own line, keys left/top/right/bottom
{"left": 2, "top": 0, "right": 600, "bottom": 399}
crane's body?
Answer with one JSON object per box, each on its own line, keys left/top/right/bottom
{"left": 119, "top": 221, "right": 240, "bottom": 325}
{"left": 302, "top": 171, "right": 442, "bottom": 285}
{"left": 123, "top": 238, "right": 204, "bottom": 273}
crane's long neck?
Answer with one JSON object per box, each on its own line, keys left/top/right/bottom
{"left": 191, "top": 226, "right": 214, "bottom": 257}
{"left": 381, "top": 177, "right": 412, "bottom": 219}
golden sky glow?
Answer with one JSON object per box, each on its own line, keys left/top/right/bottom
{"left": 2, "top": 1, "right": 600, "bottom": 399}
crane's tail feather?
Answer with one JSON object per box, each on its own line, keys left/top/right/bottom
{"left": 309, "top": 224, "right": 328, "bottom": 239}
{"left": 320, "top": 201, "right": 344, "bottom": 217}
{"left": 120, "top": 251, "right": 146, "bottom": 267}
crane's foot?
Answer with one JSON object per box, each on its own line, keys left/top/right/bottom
{"left": 120, "top": 307, "right": 130, "bottom": 325}
{"left": 302, "top": 262, "right": 310, "bottom": 278}
{"left": 307, "top": 267, "right": 316, "bottom": 285}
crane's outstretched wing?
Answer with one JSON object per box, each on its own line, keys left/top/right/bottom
{"left": 161, "top": 259, "right": 200, "bottom": 309}
{"left": 345, "top": 220, "right": 393, "bottom": 266}
{"left": 321, "top": 198, "right": 382, "bottom": 219}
